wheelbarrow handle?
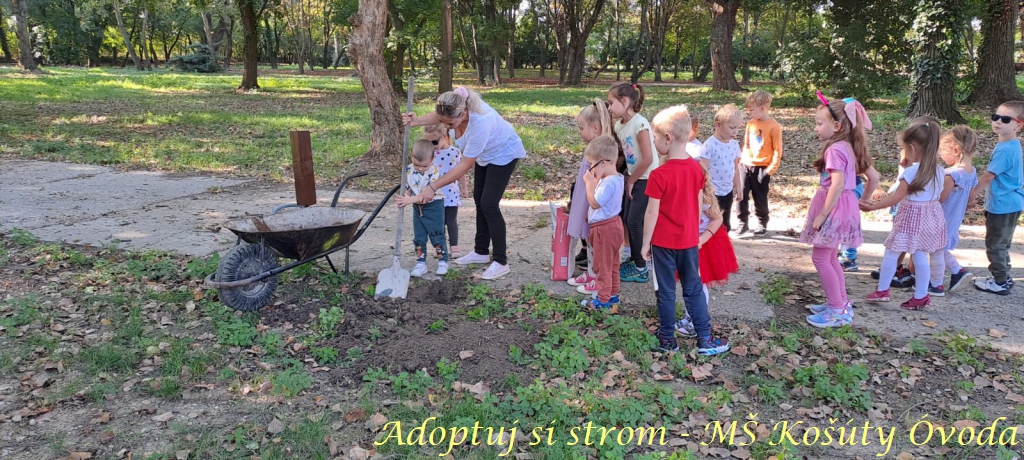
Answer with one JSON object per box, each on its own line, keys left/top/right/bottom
{"left": 331, "top": 172, "right": 369, "bottom": 207}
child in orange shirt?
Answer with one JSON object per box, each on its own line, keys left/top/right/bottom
{"left": 738, "top": 90, "right": 783, "bottom": 237}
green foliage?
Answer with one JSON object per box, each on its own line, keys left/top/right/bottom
{"left": 81, "top": 343, "right": 139, "bottom": 374}
{"left": 759, "top": 274, "right": 793, "bottom": 306}
{"left": 273, "top": 360, "right": 314, "bottom": 397}
{"left": 781, "top": 0, "right": 916, "bottom": 98}
{"left": 168, "top": 44, "right": 222, "bottom": 73}
{"left": 0, "top": 296, "right": 42, "bottom": 330}
{"left": 312, "top": 307, "right": 344, "bottom": 339}
{"left": 436, "top": 357, "right": 459, "bottom": 386}
{"left": 216, "top": 318, "right": 258, "bottom": 347}
{"left": 310, "top": 346, "right": 339, "bottom": 364}
{"left": 427, "top": 319, "right": 445, "bottom": 333}
{"left": 792, "top": 363, "right": 872, "bottom": 411}
{"left": 941, "top": 331, "right": 984, "bottom": 370}
{"left": 390, "top": 370, "right": 435, "bottom": 399}
{"left": 6, "top": 228, "right": 39, "bottom": 247}
{"left": 521, "top": 164, "right": 547, "bottom": 181}
{"left": 185, "top": 254, "right": 220, "bottom": 279}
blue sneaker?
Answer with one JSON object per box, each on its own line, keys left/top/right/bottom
{"left": 652, "top": 331, "right": 679, "bottom": 352}
{"left": 619, "top": 260, "right": 637, "bottom": 278}
{"left": 697, "top": 335, "right": 730, "bottom": 356}
{"left": 840, "top": 259, "right": 859, "bottom": 272}
{"left": 622, "top": 265, "right": 650, "bottom": 283}
{"left": 587, "top": 298, "right": 615, "bottom": 310}
{"left": 806, "top": 307, "right": 853, "bottom": 328}
{"left": 608, "top": 295, "right": 620, "bottom": 306}
{"left": 808, "top": 302, "right": 854, "bottom": 317}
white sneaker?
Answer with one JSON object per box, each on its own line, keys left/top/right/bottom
{"left": 411, "top": 262, "right": 427, "bottom": 278}
{"left": 567, "top": 272, "right": 596, "bottom": 287}
{"left": 481, "top": 261, "right": 510, "bottom": 280}
{"left": 436, "top": 261, "right": 449, "bottom": 276}
{"left": 455, "top": 251, "right": 490, "bottom": 265}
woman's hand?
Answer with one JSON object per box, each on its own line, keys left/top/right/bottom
{"left": 401, "top": 111, "right": 417, "bottom": 127}
{"left": 859, "top": 200, "right": 877, "bottom": 212}
{"left": 396, "top": 195, "right": 415, "bottom": 208}
{"left": 870, "top": 188, "right": 888, "bottom": 202}
{"left": 461, "top": 186, "right": 470, "bottom": 198}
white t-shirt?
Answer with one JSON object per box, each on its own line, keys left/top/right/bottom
{"left": 700, "top": 136, "right": 741, "bottom": 196}
{"left": 615, "top": 114, "right": 659, "bottom": 180}
{"left": 899, "top": 163, "right": 945, "bottom": 202}
{"left": 687, "top": 139, "right": 703, "bottom": 159}
{"left": 453, "top": 100, "right": 526, "bottom": 167}
{"left": 589, "top": 174, "right": 624, "bottom": 224}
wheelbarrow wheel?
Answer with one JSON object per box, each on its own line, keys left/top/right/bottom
{"left": 216, "top": 243, "right": 279, "bottom": 311}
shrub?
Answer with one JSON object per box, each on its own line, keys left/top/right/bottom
{"left": 168, "top": 45, "right": 221, "bottom": 73}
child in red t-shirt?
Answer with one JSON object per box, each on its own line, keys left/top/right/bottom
{"left": 642, "top": 105, "right": 730, "bottom": 356}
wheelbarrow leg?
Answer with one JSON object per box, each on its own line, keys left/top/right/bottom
{"left": 324, "top": 256, "right": 338, "bottom": 273}
{"left": 345, "top": 247, "right": 350, "bottom": 275}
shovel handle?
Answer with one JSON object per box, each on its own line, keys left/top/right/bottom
{"left": 394, "top": 76, "right": 415, "bottom": 259}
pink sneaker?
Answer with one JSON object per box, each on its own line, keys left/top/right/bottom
{"left": 567, "top": 272, "right": 596, "bottom": 287}
{"left": 576, "top": 281, "right": 597, "bottom": 295}
{"left": 865, "top": 290, "right": 890, "bottom": 302}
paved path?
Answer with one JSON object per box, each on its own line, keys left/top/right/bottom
{"left": 3, "top": 160, "right": 1023, "bottom": 352}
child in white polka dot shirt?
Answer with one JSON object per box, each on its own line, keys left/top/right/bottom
{"left": 423, "top": 124, "right": 470, "bottom": 257}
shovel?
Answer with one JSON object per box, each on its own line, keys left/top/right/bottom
{"left": 375, "top": 76, "right": 415, "bottom": 299}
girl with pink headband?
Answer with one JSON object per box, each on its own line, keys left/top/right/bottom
{"left": 403, "top": 86, "right": 526, "bottom": 281}
{"left": 800, "top": 94, "right": 876, "bottom": 328}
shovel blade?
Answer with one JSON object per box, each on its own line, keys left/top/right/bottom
{"left": 375, "top": 267, "right": 410, "bottom": 299}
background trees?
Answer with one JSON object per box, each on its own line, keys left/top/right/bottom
{"left": 3, "top": 0, "right": 1020, "bottom": 125}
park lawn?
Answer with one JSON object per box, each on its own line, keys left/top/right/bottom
{"left": 1, "top": 230, "right": 1023, "bottom": 459}
{"left": 0, "top": 65, "right": 1012, "bottom": 205}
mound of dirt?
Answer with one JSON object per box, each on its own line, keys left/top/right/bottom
{"left": 262, "top": 278, "right": 542, "bottom": 388}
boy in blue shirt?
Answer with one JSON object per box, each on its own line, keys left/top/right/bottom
{"left": 974, "top": 100, "right": 1024, "bottom": 295}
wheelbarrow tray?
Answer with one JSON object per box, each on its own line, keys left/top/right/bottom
{"left": 225, "top": 207, "right": 366, "bottom": 261}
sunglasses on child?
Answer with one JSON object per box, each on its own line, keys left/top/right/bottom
{"left": 991, "top": 113, "right": 1023, "bottom": 124}
{"left": 588, "top": 159, "right": 608, "bottom": 172}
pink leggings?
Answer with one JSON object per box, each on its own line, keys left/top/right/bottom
{"left": 812, "top": 245, "right": 848, "bottom": 309}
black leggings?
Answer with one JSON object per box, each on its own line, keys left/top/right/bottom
{"left": 473, "top": 159, "right": 518, "bottom": 265}
{"left": 444, "top": 206, "right": 459, "bottom": 247}
{"left": 621, "top": 180, "right": 649, "bottom": 268}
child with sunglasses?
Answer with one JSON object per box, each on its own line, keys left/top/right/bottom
{"left": 974, "top": 102, "right": 1024, "bottom": 295}
{"left": 581, "top": 135, "right": 625, "bottom": 310}
{"left": 423, "top": 124, "right": 470, "bottom": 258}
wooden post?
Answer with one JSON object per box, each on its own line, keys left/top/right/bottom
{"left": 289, "top": 130, "right": 317, "bottom": 206}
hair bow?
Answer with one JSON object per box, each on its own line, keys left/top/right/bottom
{"left": 816, "top": 91, "right": 873, "bottom": 131}
{"left": 454, "top": 86, "right": 469, "bottom": 99}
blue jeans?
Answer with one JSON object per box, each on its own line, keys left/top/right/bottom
{"left": 413, "top": 199, "right": 448, "bottom": 262}
{"left": 840, "top": 178, "right": 865, "bottom": 261}
{"left": 653, "top": 245, "right": 711, "bottom": 338}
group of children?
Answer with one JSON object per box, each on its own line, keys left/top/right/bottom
{"left": 562, "top": 85, "right": 784, "bottom": 355}
{"left": 396, "top": 83, "right": 1023, "bottom": 357}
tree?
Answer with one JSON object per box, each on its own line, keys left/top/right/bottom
{"left": 706, "top": 0, "right": 742, "bottom": 90}
{"left": 112, "top": 0, "right": 143, "bottom": 69}
{"left": 547, "top": 0, "right": 606, "bottom": 85}
{"left": 348, "top": 0, "right": 402, "bottom": 163}
{"left": 238, "top": 0, "right": 275, "bottom": 90}
{"left": 906, "top": 0, "right": 967, "bottom": 123}
{"left": 12, "top": 0, "right": 38, "bottom": 70}
{"left": 0, "top": 2, "right": 11, "bottom": 62}
{"left": 966, "top": 0, "right": 1021, "bottom": 106}
{"left": 439, "top": 0, "right": 453, "bottom": 92}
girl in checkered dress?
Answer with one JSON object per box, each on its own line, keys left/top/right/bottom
{"left": 860, "top": 117, "right": 947, "bottom": 310}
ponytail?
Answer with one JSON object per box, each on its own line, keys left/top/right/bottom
{"left": 610, "top": 82, "right": 645, "bottom": 113}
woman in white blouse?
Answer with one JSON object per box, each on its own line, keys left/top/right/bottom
{"left": 402, "top": 86, "right": 526, "bottom": 280}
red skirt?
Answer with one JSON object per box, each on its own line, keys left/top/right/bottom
{"left": 699, "top": 230, "right": 739, "bottom": 286}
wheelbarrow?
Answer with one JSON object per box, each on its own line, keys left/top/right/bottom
{"left": 204, "top": 172, "right": 400, "bottom": 311}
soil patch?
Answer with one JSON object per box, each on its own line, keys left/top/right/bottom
{"left": 263, "top": 277, "right": 542, "bottom": 387}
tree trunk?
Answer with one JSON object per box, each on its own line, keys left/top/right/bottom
{"left": 707, "top": 0, "right": 742, "bottom": 91}
{"left": 562, "top": 0, "right": 606, "bottom": 85}
{"left": 112, "top": 0, "right": 142, "bottom": 70}
{"left": 906, "top": 0, "right": 966, "bottom": 124}
{"left": 348, "top": 0, "right": 402, "bottom": 163}
{"left": 0, "top": 4, "right": 13, "bottom": 63}
{"left": 332, "top": 34, "right": 341, "bottom": 68}
{"left": 239, "top": 0, "right": 261, "bottom": 90}
{"left": 202, "top": 12, "right": 218, "bottom": 54}
{"left": 628, "top": 1, "right": 648, "bottom": 83}
{"left": 672, "top": 25, "right": 683, "bottom": 79}
{"left": 740, "top": 7, "right": 748, "bottom": 84}
{"left": 140, "top": 10, "right": 152, "bottom": 70}
{"left": 264, "top": 15, "right": 279, "bottom": 69}
{"left": 614, "top": 0, "right": 621, "bottom": 80}
{"left": 506, "top": 9, "right": 515, "bottom": 79}
{"left": 439, "top": 0, "right": 453, "bottom": 93}
{"left": 12, "top": 0, "right": 35, "bottom": 71}
{"left": 529, "top": 0, "right": 548, "bottom": 78}
{"left": 223, "top": 17, "right": 234, "bottom": 70}
{"left": 967, "top": 0, "right": 1021, "bottom": 106}
{"left": 386, "top": 1, "right": 405, "bottom": 92}
{"left": 776, "top": 0, "right": 791, "bottom": 81}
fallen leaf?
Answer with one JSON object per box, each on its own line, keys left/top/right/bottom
{"left": 343, "top": 408, "right": 365, "bottom": 423}
{"left": 185, "top": 301, "right": 196, "bottom": 314}
{"left": 348, "top": 446, "right": 370, "bottom": 460}
{"left": 732, "top": 448, "right": 751, "bottom": 459}
{"left": 100, "top": 430, "right": 114, "bottom": 444}
{"left": 922, "top": 321, "right": 938, "bottom": 328}
{"left": 458, "top": 350, "right": 475, "bottom": 360}
{"left": 467, "top": 381, "right": 490, "bottom": 395}
{"left": 953, "top": 420, "right": 981, "bottom": 429}
{"left": 368, "top": 413, "right": 387, "bottom": 431}
{"left": 1006, "top": 392, "right": 1024, "bottom": 404}
{"left": 689, "top": 363, "right": 714, "bottom": 381}
{"left": 151, "top": 412, "right": 174, "bottom": 422}
{"left": 601, "top": 370, "right": 620, "bottom": 388}
{"left": 64, "top": 453, "right": 92, "bottom": 460}
{"left": 267, "top": 418, "right": 285, "bottom": 434}
{"left": 989, "top": 329, "right": 1006, "bottom": 339}
{"left": 175, "top": 450, "right": 191, "bottom": 460}
{"left": 896, "top": 452, "right": 913, "bottom": 460}
{"left": 90, "top": 412, "right": 112, "bottom": 424}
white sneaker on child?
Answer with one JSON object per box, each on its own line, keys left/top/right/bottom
{"left": 411, "top": 262, "right": 427, "bottom": 278}
{"left": 436, "top": 261, "right": 449, "bottom": 276}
